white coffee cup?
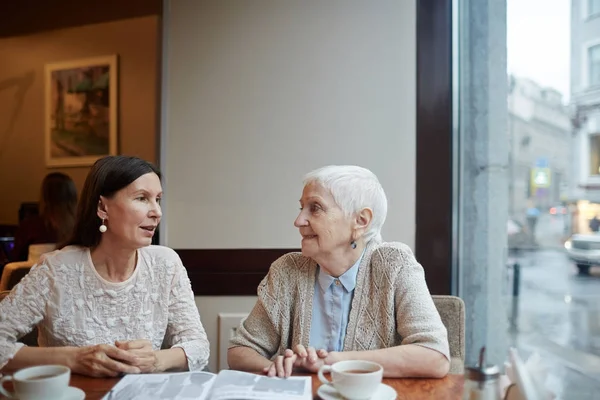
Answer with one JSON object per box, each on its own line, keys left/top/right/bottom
{"left": 0, "top": 365, "right": 70, "bottom": 400}
{"left": 318, "top": 360, "right": 383, "bottom": 400}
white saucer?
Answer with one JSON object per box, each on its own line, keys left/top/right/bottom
{"left": 317, "top": 383, "right": 396, "bottom": 400}
{"left": 10, "top": 387, "right": 84, "bottom": 400}
{"left": 60, "top": 386, "right": 85, "bottom": 400}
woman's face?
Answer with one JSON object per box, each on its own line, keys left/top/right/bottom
{"left": 99, "top": 172, "right": 162, "bottom": 249}
{"left": 294, "top": 183, "right": 354, "bottom": 261}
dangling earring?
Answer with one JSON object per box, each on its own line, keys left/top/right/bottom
{"left": 350, "top": 240, "right": 357, "bottom": 249}
{"left": 99, "top": 218, "right": 107, "bottom": 233}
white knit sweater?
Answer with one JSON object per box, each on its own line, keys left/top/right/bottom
{"left": 0, "top": 245, "right": 209, "bottom": 371}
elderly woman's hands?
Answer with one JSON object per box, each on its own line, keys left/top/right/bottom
{"left": 263, "top": 345, "right": 335, "bottom": 377}
{"left": 263, "top": 349, "right": 298, "bottom": 378}
{"left": 292, "top": 345, "right": 335, "bottom": 373}
{"left": 70, "top": 344, "right": 141, "bottom": 378}
{"left": 115, "top": 339, "right": 159, "bottom": 373}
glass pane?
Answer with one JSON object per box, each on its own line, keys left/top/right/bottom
{"left": 589, "top": 45, "right": 600, "bottom": 62}
{"left": 590, "top": 0, "right": 600, "bottom": 16}
{"left": 589, "top": 46, "right": 600, "bottom": 86}
{"left": 505, "top": 0, "right": 600, "bottom": 397}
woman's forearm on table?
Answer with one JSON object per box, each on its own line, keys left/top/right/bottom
{"left": 227, "top": 346, "right": 272, "bottom": 372}
{"left": 333, "top": 344, "right": 449, "bottom": 378}
{"left": 156, "top": 347, "right": 188, "bottom": 372}
{"left": 1, "top": 346, "right": 77, "bottom": 373}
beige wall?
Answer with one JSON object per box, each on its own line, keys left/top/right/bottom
{"left": 0, "top": 16, "right": 160, "bottom": 225}
{"left": 162, "top": 0, "right": 416, "bottom": 249}
{"left": 162, "top": 0, "right": 416, "bottom": 371}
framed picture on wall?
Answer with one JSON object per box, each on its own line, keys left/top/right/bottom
{"left": 45, "top": 55, "right": 118, "bottom": 167}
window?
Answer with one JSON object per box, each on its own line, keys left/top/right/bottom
{"left": 590, "top": 135, "right": 600, "bottom": 175}
{"left": 590, "top": 0, "right": 600, "bottom": 17}
{"left": 478, "top": 0, "right": 600, "bottom": 396}
{"left": 589, "top": 45, "right": 600, "bottom": 86}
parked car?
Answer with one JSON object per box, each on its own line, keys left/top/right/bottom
{"left": 564, "top": 233, "right": 600, "bottom": 275}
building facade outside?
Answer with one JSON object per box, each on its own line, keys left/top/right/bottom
{"left": 570, "top": 0, "right": 600, "bottom": 233}
{"left": 508, "top": 75, "right": 571, "bottom": 231}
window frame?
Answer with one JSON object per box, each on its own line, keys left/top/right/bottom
{"left": 589, "top": 133, "right": 600, "bottom": 176}
{"left": 589, "top": 0, "right": 600, "bottom": 18}
{"left": 583, "top": 0, "right": 600, "bottom": 19}
{"left": 582, "top": 40, "right": 600, "bottom": 88}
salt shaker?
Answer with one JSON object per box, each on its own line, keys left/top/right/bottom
{"left": 463, "top": 347, "right": 501, "bottom": 400}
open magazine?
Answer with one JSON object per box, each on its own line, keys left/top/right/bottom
{"left": 102, "top": 369, "right": 312, "bottom": 400}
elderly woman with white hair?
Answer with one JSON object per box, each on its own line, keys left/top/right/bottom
{"left": 227, "top": 165, "right": 450, "bottom": 378}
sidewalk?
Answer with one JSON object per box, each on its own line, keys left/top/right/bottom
{"left": 510, "top": 247, "right": 600, "bottom": 399}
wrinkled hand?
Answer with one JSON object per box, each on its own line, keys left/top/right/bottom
{"left": 291, "top": 345, "right": 331, "bottom": 373}
{"left": 263, "top": 345, "right": 331, "bottom": 378}
{"left": 263, "top": 349, "right": 298, "bottom": 378}
{"left": 115, "top": 339, "right": 159, "bottom": 373}
{"left": 71, "top": 344, "right": 141, "bottom": 378}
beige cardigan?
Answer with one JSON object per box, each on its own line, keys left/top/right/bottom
{"left": 229, "top": 240, "right": 450, "bottom": 362}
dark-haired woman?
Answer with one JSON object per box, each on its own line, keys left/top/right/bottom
{"left": 10, "top": 172, "right": 77, "bottom": 262}
{"left": 0, "top": 156, "right": 209, "bottom": 377}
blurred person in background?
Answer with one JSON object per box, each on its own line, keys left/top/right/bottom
{"left": 11, "top": 172, "right": 77, "bottom": 262}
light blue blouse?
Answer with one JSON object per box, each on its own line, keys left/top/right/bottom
{"left": 308, "top": 251, "right": 365, "bottom": 351}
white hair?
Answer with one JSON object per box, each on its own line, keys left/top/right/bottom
{"left": 303, "top": 165, "right": 388, "bottom": 243}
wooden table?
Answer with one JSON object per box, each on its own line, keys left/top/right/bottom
{"left": 69, "top": 373, "right": 464, "bottom": 399}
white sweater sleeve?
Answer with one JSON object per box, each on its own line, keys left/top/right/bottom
{"left": 164, "top": 261, "right": 210, "bottom": 371}
{"left": 0, "top": 264, "right": 52, "bottom": 368}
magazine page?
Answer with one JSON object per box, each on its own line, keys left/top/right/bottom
{"left": 207, "top": 370, "right": 312, "bottom": 400}
{"left": 102, "top": 371, "right": 217, "bottom": 400}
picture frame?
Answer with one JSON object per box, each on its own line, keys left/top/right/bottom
{"left": 45, "top": 55, "right": 118, "bottom": 167}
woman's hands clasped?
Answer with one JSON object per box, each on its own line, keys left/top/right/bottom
{"left": 264, "top": 344, "right": 335, "bottom": 378}
{"left": 70, "top": 339, "right": 159, "bottom": 378}
{"left": 70, "top": 344, "right": 141, "bottom": 378}
{"left": 115, "top": 339, "right": 159, "bottom": 373}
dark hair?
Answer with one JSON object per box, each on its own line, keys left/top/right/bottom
{"left": 64, "top": 155, "right": 161, "bottom": 248}
{"left": 40, "top": 172, "right": 78, "bottom": 244}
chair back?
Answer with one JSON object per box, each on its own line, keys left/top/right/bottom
{"left": 0, "top": 290, "right": 39, "bottom": 347}
{"left": 0, "top": 261, "right": 35, "bottom": 291}
{"left": 432, "top": 295, "right": 465, "bottom": 374}
{"left": 28, "top": 243, "right": 56, "bottom": 263}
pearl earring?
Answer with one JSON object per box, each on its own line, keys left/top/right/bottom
{"left": 351, "top": 240, "right": 357, "bottom": 249}
{"left": 99, "top": 219, "right": 107, "bottom": 233}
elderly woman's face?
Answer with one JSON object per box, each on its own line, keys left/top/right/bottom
{"left": 294, "top": 183, "right": 354, "bottom": 261}
{"left": 100, "top": 172, "right": 162, "bottom": 249}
